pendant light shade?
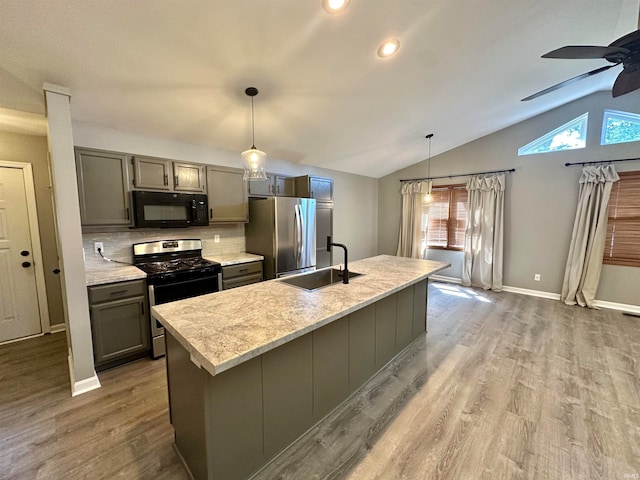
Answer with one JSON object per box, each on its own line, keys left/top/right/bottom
{"left": 242, "top": 87, "right": 267, "bottom": 180}
{"left": 424, "top": 133, "right": 434, "bottom": 205}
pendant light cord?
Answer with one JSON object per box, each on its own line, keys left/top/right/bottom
{"left": 426, "top": 133, "right": 433, "bottom": 180}
{"left": 251, "top": 96, "right": 256, "bottom": 149}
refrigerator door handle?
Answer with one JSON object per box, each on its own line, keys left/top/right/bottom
{"left": 294, "top": 204, "right": 301, "bottom": 266}
{"left": 298, "top": 203, "right": 305, "bottom": 264}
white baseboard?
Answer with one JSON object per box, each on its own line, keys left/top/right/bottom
{"left": 68, "top": 354, "right": 101, "bottom": 396}
{"left": 430, "top": 274, "right": 462, "bottom": 284}
{"left": 50, "top": 323, "right": 66, "bottom": 333}
{"left": 501, "top": 285, "right": 561, "bottom": 301}
{"left": 430, "top": 276, "right": 639, "bottom": 314}
{"left": 592, "top": 300, "right": 640, "bottom": 315}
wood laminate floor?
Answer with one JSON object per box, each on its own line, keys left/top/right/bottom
{"left": 1, "top": 283, "right": 639, "bottom": 479}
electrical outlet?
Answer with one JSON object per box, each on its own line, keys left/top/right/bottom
{"left": 534, "top": 273, "right": 541, "bottom": 281}
{"left": 94, "top": 242, "right": 104, "bottom": 253}
{"left": 214, "top": 235, "right": 220, "bottom": 244}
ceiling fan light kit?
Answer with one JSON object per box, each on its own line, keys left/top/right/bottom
{"left": 523, "top": 29, "right": 640, "bottom": 101}
{"left": 241, "top": 87, "right": 267, "bottom": 181}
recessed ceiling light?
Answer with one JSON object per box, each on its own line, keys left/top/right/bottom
{"left": 377, "top": 39, "right": 400, "bottom": 58}
{"left": 322, "top": 0, "right": 350, "bottom": 14}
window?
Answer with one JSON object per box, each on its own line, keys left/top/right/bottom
{"left": 426, "top": 185, "right": 468, "bottom": 250}
{"left": 601, "top": 109, "right": 640, "bottom": 145}
{"left": 518, "top": 113, "right": 588, "bottom": 156}
{"left": 604, "top": 171, "right": 640, "bottom": 267}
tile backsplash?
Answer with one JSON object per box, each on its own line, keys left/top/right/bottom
{"left": 83, "top": 224, "right": 245, "bottom": 266}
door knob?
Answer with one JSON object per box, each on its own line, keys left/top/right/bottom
{"left": 22, "top": 261, "right": 32, "bottom": 268}
{"left": 21, "top": 250, "right": 30, "bottom": 256}
{"left": 52, "top": 268, "right": 61, "bottom": 274}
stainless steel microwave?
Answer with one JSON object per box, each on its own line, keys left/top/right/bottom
{"left": 131, "top": 191, "right": 209, "bottom": 228}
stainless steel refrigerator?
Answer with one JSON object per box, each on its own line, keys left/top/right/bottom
{"left": 246, "top": 197, "right": 316, "bottom": 279}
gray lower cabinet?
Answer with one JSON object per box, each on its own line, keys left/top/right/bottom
{"left": 166, "top": 279, "right": 428, "bottom": 480}
{"left": 75, "top": 148, "right": 132, "bottom": 226}
{"left": 221, "top": 261, "right": 263, "bottom": 290}
{"left": 206, "top": 166, "right": 248, "bottom": 223}
{"left": 88, "top": 280, "right": 150, "bottom": 371}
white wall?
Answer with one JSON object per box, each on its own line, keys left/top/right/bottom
{"left": 378, "top": 91, "right": 640, "bottom": 307}
{"left": 72, "top": 122, "right": 379, "bottom": 264}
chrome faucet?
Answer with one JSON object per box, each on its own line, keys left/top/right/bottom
{"left": 327, "top": 236, "right": 349, "bottom": 284}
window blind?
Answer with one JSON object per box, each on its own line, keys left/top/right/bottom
{"left": 604, "top": 171, "right": 640, "bottom": 267}
{"left": 426, "top": 184, "right": 467, "bottom": 251}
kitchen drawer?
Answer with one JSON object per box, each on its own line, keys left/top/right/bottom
{"left": 222, "top": 261, "right": 263, "bottom": 279}
{"left": 222, "top": 273, "right": 263, "bottom": 290}
{"left": 88, "top": 279, "right": 146, "bottom": 304}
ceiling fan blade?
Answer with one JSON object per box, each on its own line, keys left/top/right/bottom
{"left": 542, "top": 45, "right": 629, "bottom": 59}
{"left": 612, "top": 68, "right": 640, "bottom": 97}
{"left": 521, "top": 64, "right": 618, "bottom": 101}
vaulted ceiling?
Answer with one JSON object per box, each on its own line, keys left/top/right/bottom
{"left": 1, "top": 0, "right": 638, "bottom": 177}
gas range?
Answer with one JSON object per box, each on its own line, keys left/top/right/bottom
{"left": 133, "top": 239, "right": 221, "bottom": 284}
{"left": 132, "top": 239, "right": 222, "bottom": 358}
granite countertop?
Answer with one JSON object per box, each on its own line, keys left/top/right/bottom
{"left": 203, "top": 252, "right": 264, "bottom": 266}
{"left": 85, "top": 261, "right": 146, "bottom": 286}
{"left": 152, "top": 254, "right": 450, "bottom": 377}
{"left": 85, "top": 252, "right": 262, "bottom": 286}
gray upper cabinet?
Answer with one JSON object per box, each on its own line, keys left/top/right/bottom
{"left": 206, "top": 166, "right": 248, "bottom": 223}
{"left": 248, "top": 173, "right": 275, "bottom": 196}
{"left": 294, "top": 175, "right": 333, "bottom": 202}
{"left": 274, "top": 175, "right": 295, "bottom": 197}
{"left": 174, "top": 162, "right": 206, "bottom": 193}
{"left": 132, "top": 155, "right": 206, "bottom": 193}
{"left": 131, "top": 155, "right": 172, "bottom": 190}
{"left": 75, "top": 148, "right": 132, "bottom": 226}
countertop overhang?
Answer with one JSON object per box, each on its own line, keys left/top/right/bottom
{"left": 152, "top": 255, "right": 450, "bottom": 377}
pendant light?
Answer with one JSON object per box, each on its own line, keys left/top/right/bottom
{"left": 424, "top": 133, "right": 434, "bottom": 205}
{"left": 241, "top": 87, "right": 267, "bottom": 180}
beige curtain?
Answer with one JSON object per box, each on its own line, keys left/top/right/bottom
{"left": 397, "top": 180, "right": 431, "bottom": 258}
{"left": 561, "top": 164, "right": 619, "bottom": 307}
{"left": 462, "top": 174, "right": 505, "bottom": 291}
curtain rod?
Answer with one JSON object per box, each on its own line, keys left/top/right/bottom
{"left": 400, "top": 168, "right": 515, "bottom": 183}
{"left": 564, "top": 157, "right": 640, "bottom": 167}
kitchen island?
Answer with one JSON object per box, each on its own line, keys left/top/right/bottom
{"left": 152, "top": 254, "right": 449, "bottom": 480}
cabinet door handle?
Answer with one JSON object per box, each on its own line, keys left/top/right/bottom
{"left": 210, "top": 208, "right": 213, "bottom": 219}
{"left": 175, "top": 175, "right": 179, "bottom": 187}
{"left": 277, "top": 185, "right": 280, "bottom": 194}
{"left": 109, "top": 290, "right": 128, "bottom": 296}
{"left": 126, "top": 207, "right": 130, "bottom": 220}
{"left": 238, "top": 268, "right": 249, "bottom": 273}
{"left": 164, "top": 174, "right": 169, "bottom": 186}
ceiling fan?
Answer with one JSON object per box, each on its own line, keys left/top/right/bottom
{"left": 522, "top": 27, "right": 640, "bottom": 101}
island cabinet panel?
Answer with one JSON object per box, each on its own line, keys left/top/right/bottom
{"left": 312, "top": 317, "right": 349, "bottom": 421}
{"left": 166, "top": 334, "right": 208, "bottom": 480}
{"left": 262, "top": 335, "right": 313, "bottom": 458}
{"left": 165, "top": 277, "right": 435, "bottom": 480}
{"left": 413, "top": 279, "right": 428, "bottom": 338}
{"left": 206, "top": 356, "right": 264, "bottom": 480}
{"left": 348, "top": 304, "right": 376, "bottom": 393}
{"left": 396, "top": 286, "right": 415, "bottom": 352}
{"left": 375, "top": 294, "right": 398, "bottom": 369}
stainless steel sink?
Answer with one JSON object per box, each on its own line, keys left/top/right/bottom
{"left": 279, "top": 268, "right": 363, "bottom": 291}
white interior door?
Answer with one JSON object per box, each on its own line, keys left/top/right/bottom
{"left": 0, "top": 166, "right": 41, "bottom": 342}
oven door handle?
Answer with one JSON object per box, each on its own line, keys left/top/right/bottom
{"left": 148, "top": 284, "right": 156, "bottom": 308}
